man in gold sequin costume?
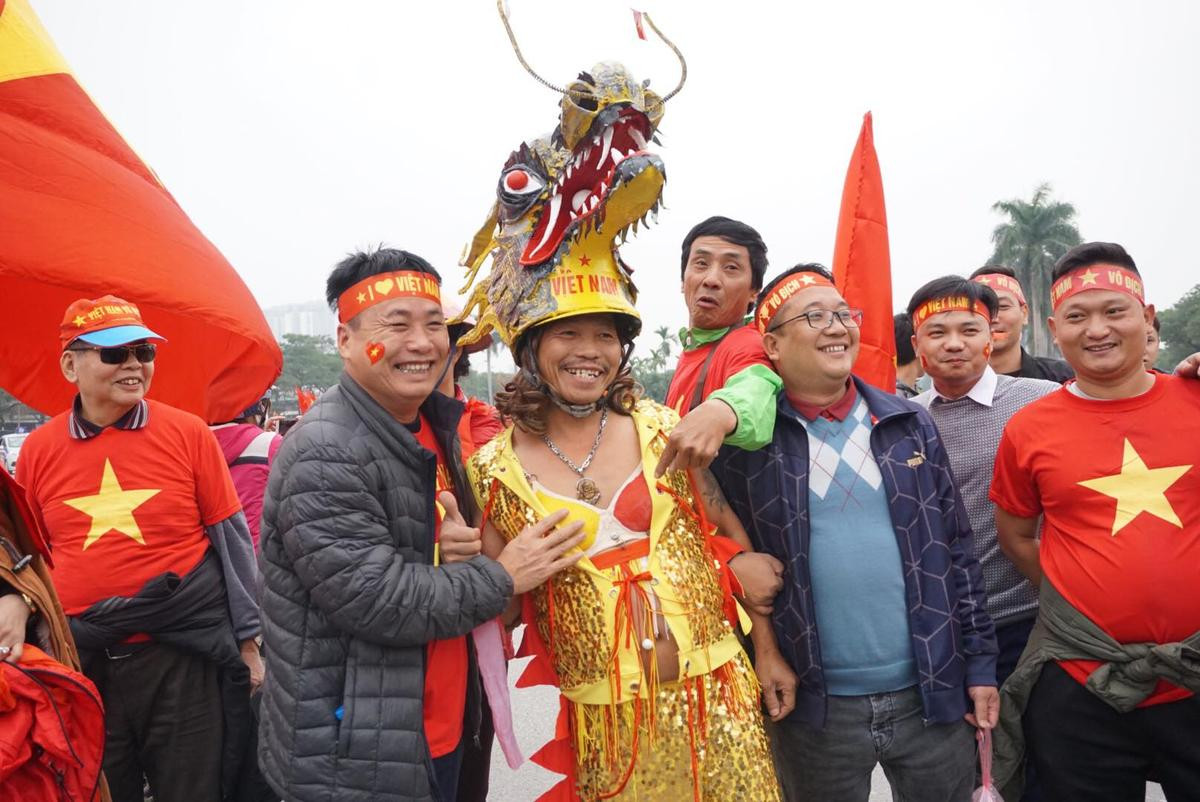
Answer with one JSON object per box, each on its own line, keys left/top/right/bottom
{"left": 456, "top": 8, "right": 790, "bottom": 799}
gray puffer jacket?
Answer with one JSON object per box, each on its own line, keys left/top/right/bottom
{"left": 257, "top": 373, "right": 513, "bottom": 802}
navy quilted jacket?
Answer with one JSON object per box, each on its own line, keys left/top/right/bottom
{"left": 712, "top": 377, "right": 997, "bottom": 727}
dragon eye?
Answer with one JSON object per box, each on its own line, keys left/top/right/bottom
{"left": 503, "top": 169, "right": 542, "bottom": 195}
{"left": 505, "top": 170, "right": 529, "bottom": 190}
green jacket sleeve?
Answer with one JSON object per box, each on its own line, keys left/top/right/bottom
{"left": 708, "top": 364, "right": 782, "bottom": 450}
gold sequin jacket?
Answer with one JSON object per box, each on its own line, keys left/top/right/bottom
{"left": 466, "top": 399, "right": 746, "bottom": 706}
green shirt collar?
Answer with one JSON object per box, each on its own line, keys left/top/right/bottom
{"left": 678, "top": 315, "right": 754, "bottom": 351}
{"left": 678, "top": 325, "right": 730, "bottom": 350}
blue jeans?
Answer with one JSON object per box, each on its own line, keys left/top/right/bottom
{"left": 768, "top": 686, "right": 975, "bottom": 802}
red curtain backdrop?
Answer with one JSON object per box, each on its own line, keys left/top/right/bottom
{"left": 0, "top": 0, "right": 281, "bottom": 422}
{"left": 832, "top": 112, "right": 896, "bottom": 392}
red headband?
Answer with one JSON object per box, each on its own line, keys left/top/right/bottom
{"left": 973, "top": 273, "right": 1026, "bottom": 306}
{"left": 337, "top": 271, "right": 442, "bottom": 324}
{"left": 755, "top": 272, "right": 837, "bottom": 334}
{"left": 1050, "top": 264, "right": 1144, "bottom": 312}
{"left": 911, "top": 295, "right": 991, "bottom": 330}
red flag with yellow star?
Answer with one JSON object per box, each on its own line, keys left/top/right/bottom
{"left": 831, "top": 112, "right": 896, "bottom": 392}
{"left": 0, "top": 0, "right": 281, "bottom": 422}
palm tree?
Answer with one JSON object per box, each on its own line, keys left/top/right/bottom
{"left": 629, "top": 327, "right": 678, "bottom": 402}
{"left": 989, "top": 183, "right": 1083, "bottom": 357}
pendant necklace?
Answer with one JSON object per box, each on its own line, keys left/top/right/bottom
{"left": 541, "top": 408, "right": 608, "bottom": 504}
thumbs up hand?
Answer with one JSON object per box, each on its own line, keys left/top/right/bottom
{"left": 438, "top": 491, "right": 482, "bottom": 564}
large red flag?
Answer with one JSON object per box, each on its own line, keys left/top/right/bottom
{"left": 0, "top": 0, "right": 281, "bottom": 423}
{"left": 832, "top": 112, "right": 895, "bottom": 392}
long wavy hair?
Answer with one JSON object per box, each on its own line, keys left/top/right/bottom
{"left": 496, "top": 314, "right": 642, "bottom": 435}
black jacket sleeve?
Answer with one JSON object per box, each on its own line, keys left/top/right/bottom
{"left": 274, "top": 440, "right": 513, "bottom": 648}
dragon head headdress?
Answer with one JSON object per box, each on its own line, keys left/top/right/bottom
{"left": 455, "top": 4, "right": 685, "bottom": 350}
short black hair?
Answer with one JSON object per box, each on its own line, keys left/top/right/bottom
{"left": 449, "top": 323, "right": 474, "bottom": 380}
{"left": 969, "top": 264, "right": 1018, "bottom": 281}
{"left": 325, "top": 247, "right": 442, "bottom": 316}
{"left": 1152, "top": 315, "right": 1161, "bottom": 334}
{"left": 755, "top": 263, "right": 836, "bottom": 313}
{"left": 1052, "top": 242, "right": 1138, "bottom": 283}
{"left": 452, "top": 349, "right": 471, "bottom": 380}
{"left": 679, "top": 216, "right": 768, "bottom": 289}
{"left": 893, "top": 313, "right": 916, "bottom": 365}
{"left": 906, "top": 275, "right": 999, "bottom": 322}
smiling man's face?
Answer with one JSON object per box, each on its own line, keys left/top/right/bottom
{"left": 338, "top": 294, "right": 449, "bottom": 422}
{"left": 914, "top": 309, "right": 992, "bottom": 392}
{"left": 1049, "top": 288, "right": 1153, "bottom": 386}
{"left": 61, "top": 341, "right": 155, "bottom": 418}
{"left": 681, "top": 236, "right": 757, "bottom": 330}
{"left": 762, "top": 286, "right": 860, "bottom": 394}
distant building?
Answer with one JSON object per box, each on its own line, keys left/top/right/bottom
{"left": 263, "top": 301, "right": 336, "bottom": 340}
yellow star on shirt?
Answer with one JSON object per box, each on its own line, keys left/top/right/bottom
{"left": 62, "top": 459, "right": 161, "bottom": 549}
{"left": 1077, "top": 439, "right": 1192, "bottom": 536}
{"left": 1079, "top": 269, "right": 1100, "bottom": 286}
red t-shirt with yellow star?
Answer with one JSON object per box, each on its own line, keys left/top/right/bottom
{"left": 413, "top": 414, "right": 469, "bottom": 758}
{"left": 990, "top": 373, "right": 1200, "bottom": 706}
{"left": 18, "top": 400, "right": 242, "bottom": 615}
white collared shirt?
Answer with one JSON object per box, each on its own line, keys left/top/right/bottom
{"left": 913, "top": 365, "right": 998, "bottom": 408}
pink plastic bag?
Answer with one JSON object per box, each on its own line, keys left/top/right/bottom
{"left": 972, "top": 728, "right": 1005, "bottom": 802}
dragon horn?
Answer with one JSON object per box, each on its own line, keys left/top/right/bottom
{"left": 640, "top": 13, "right": 687, "bottom": 102}
{"left": 496, "top": 0, "right": 569, "bottom": 95}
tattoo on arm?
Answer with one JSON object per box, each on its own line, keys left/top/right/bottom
{"left": 697, "top": 469, "right": 729, "bottom": 515}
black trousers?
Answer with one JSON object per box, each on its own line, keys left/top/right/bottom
{"left": 1025, "top": 662, "right": 1200, "bottom": 802}
{"left": 86, "top": 642, "right": 223, "bottom": 802}
{"left": 996, "top": 617, "right": 1043, "bottom": 802}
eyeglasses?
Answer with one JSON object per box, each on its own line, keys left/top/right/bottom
{"left": 69, "top": 343, "right": 157, "bottom": 364}
{"left": 770, "top": 308, "right": 864, "bottom": 331}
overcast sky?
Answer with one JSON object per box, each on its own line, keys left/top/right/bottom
{"left": 33, "top": 0, "right": 1200, "bottom": 351}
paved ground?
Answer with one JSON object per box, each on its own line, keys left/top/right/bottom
{"left": 489, "top": 630, "right": 1168, "bottom": 801}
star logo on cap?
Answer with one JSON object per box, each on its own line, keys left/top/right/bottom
{"left": 1077, "top": 438, "right": 1192, "bottom": 536}
{"left": 1080, "top": 269, "right": 1100, "bottom": 286}
{"left": 73, "top": 315, "right": 86, "bottom": 327}
{"left": 62, "top": 459, "right": 161, "bottom": 549}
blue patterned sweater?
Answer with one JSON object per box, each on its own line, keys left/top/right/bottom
{"left": 712, "top": 377, "right": 997, "bottom": 727}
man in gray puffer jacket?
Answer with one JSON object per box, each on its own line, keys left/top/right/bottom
{"left": 258, "top": 248, "right": 585, "bottom": 802}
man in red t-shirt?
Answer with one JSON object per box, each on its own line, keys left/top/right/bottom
{"left": 17, "top": 295, "right": 261, "bottom": 802}
{"left": 438, "top": 299, "right": 504, "bottom": 460}
{"left": 990, "top": 242, "right": 1200, "bottom": 799}
{"left": 661, "top": 216, "right": 779, "bottom": 467}
{"left": 657, "top": 216, "right": 786, "bottom": 617}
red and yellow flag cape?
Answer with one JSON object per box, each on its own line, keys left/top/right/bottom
{"left": 0, "top": 0, "right": 281, "bottom": 422}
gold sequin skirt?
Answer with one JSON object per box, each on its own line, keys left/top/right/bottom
{"left": 570, "top": 650, "right": 782, "bottom": 802}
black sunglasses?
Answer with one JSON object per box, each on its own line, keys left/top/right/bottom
{"left": 69, "top": 343, "right": 158, "bottom": 365}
